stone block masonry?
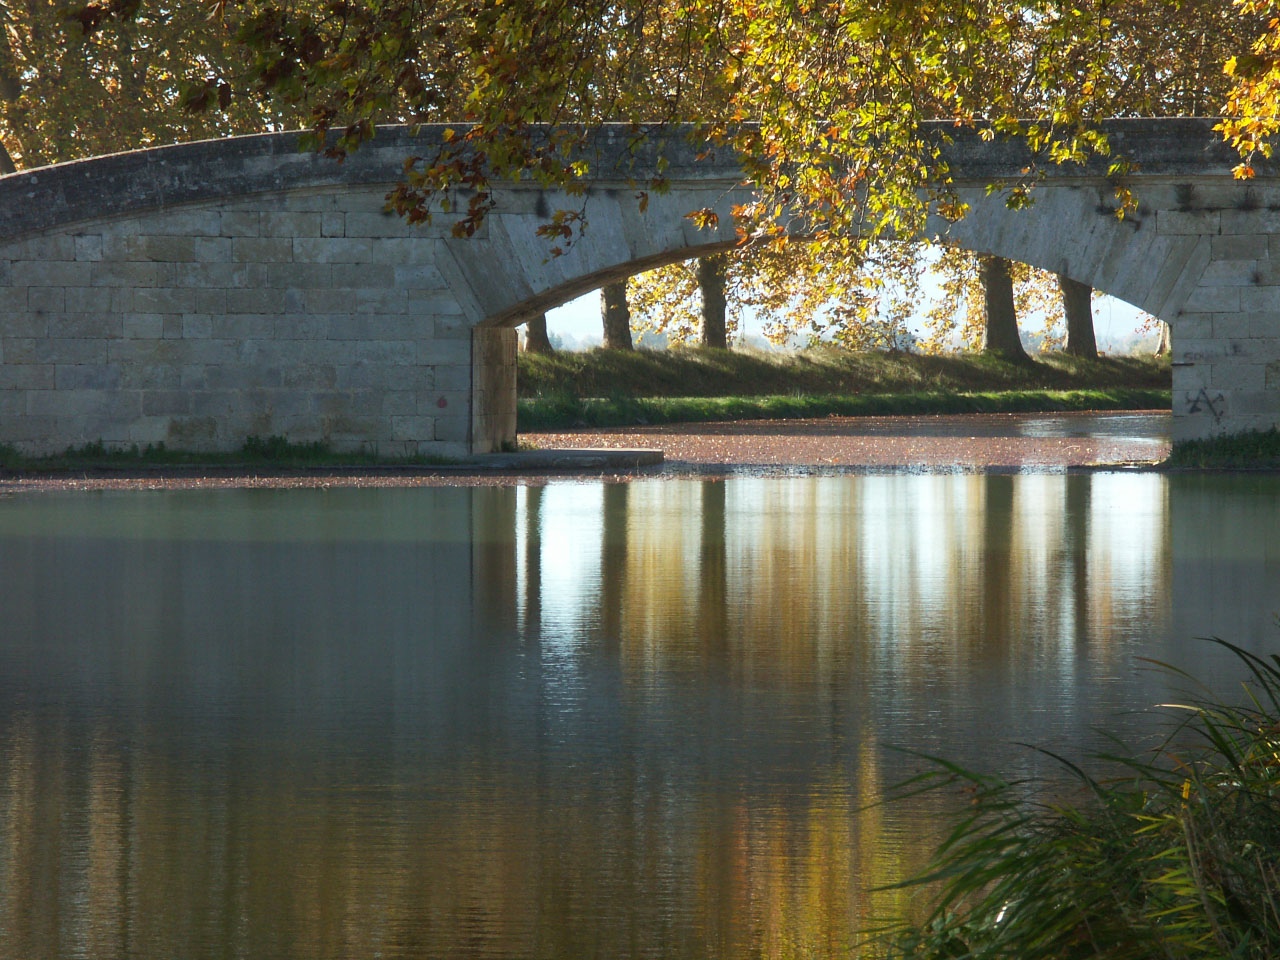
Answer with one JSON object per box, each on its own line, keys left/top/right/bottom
{"left": 1, "top": 120, "right": 1279, "bottom": 454}
{"left": 1149, "top": 203, "right": 1280, "bottom": 441}
{"left": 0, "top": 127, "right": 750, "bottom": 457}
{"left": 472, "top": 328, "right": 518, "bottom": 453}
{"left": 0, "top": 187, "right": 478, "bottom": 457}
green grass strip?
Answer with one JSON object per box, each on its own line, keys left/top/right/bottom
{"left": 519, "top": 346, "right": 1171, "bottom": 400}
{"left": 1167, "top": 427, "right": 1280, "bottom": 469}
{"left": 518, "top": 388, "right": 1172, "bottom": 431}
{"left": 0, "top": 436, "right": 459, "bottom": 472}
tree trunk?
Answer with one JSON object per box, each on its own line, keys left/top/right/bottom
{"left": 980, "top": 255, "right": 1029, "bottom": 362}
{"left": 697, "top": 254, "right": 728, "bottom": 349}
{"left": 1155, "top": 321, "right": 1172, "bottom": 356}
{"left": 1058, "top": 274, "right": 1098, "bottom": 358}
{"left": 601, "top": 280, "right": 633, "bottom": 350}
{"left": 523, "top": 313, "right": 554, "bottom": 355}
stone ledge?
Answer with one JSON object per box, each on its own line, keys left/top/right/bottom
{"left": 464, "top": 448, "right": 664, "bottom": 470}
{"left": 0, "top": 447, "right": 665, "bottom": 477}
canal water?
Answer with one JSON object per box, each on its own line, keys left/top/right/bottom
{"left": 0, "top": 470, "right": 1277, "bottom": 958}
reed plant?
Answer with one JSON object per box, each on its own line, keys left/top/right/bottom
{"left": 872, "top": 640, "right": 1280, "bottom": 960}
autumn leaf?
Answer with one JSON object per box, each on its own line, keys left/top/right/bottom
{"left": 685, "top": 208, "right": 719, "bottom": 230}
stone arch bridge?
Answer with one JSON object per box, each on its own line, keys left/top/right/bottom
{"left": 0, "top": 119, "right": 1274, "bottom": 456}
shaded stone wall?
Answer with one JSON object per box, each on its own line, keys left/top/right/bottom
{"left": 0, "top": 186, "right": 476, "bottom": 456}
{"left": 0, "top": 127, "right": 748, "bottom": 456}
{"left": 471, "top": 328, "right": 518, "bottom": 453}
{"left": 1153, "top": 200, "right": 1280, "bottom": 441}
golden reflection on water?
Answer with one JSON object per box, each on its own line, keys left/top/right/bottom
{"left": 524, "top": 475, "right": 1170, "bottom": 691}
{"left": 0, "top": 474, "right": 1275, "bottom": 959}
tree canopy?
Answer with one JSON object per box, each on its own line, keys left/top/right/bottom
{"left": 184, "top": 1, "right": 1263, "bottom": 236}
{"left": 41, "top": 0, "right": 1280, "bottom": 294}
{"left": 628, "top": 241, "right": 923, "bottom": 350}
{"left": 1221, "top": 1, "right": 1280, "bottom": 176}
{"left": 0, "top": 0, "right": 304, "bottom": 172}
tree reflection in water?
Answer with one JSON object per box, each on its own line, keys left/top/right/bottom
{"left": 0, "top": 474, "right": 1275, "bottom": 959}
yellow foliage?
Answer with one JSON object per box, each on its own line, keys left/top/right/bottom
{"left": 918, "top": 250, "right": 1068, "bottom": 355}
{"left": 0, "top": 1, "right": 305, "bottom": 170}
{"left": 1218, "top": 1, "right": 1280, "bottom": 177}
{"left": 628, "top": 238, "right": 922, "bottom": 350}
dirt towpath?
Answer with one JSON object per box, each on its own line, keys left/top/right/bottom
{"left": 0, "top": 412, "right": 1171, "bottom": 493}
{"left": 525, "top": 410, "right": 1172, "bottom": 470}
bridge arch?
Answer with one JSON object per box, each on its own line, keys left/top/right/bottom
{"left": 0, "top": 120, "right": 1275, "bottom": 456}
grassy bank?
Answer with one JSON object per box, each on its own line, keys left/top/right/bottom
{"left": 0, "top": 436, "right": 456, "bottom": 472}
{"left": 1167, "top": 428, "right": 1280, "bottom": 469}
{"left": 520, "top": 388, "right": 1171, "bottom": 431}
{"left": 520, "top": 346, "right": 1171, "bottom": 400}
{"left": 875, "top": 640, "right": 1280, "bottom": 960}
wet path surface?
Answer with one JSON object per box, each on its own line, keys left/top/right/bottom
{"left": 527, "top": 410, "right": 1173, "bottom": 470}
{"left": 0, "top": 412, "right": 1173, "bottom": 495}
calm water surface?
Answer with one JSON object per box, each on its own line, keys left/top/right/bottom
{"left": 0, "top": 471, "right": 1277, "bottom": 959}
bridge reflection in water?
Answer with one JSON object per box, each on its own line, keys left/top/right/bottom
{"left": 0, "top": 475, "right": 1276, "bottom": 960}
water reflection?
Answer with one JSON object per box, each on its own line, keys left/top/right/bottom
{"left": 0, "top": 474, "right": 1276, "bottom": 959}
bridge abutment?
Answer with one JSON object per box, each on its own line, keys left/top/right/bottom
{"left": 0, "top": 186, "right": 482, "bottom": 458}
{"left": 1165, "top": 228, "right": 1280, "bottom": 442}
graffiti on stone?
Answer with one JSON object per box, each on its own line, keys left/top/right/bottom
{"left": 1185, "top": 388, "right": 1226, "bottom": 423}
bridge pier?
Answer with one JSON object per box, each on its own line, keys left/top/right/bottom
{"left": 1172, "top": 324, "right": 1280, "bottom": 443}
{"left": 1165, "top": 229, "right": 1280, "bottom": 442}
{"left": 471, "top": 328, "right": 518, "bottom": 454}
